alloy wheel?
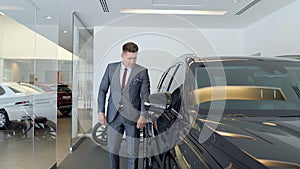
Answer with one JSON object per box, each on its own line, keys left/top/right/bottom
{"left": 0, "top": 111, "right": 7, "bottom": 128}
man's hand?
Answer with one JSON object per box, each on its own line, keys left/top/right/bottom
{"left": 153, "top": 121, "right": 158, "bottom": 131}
{"left": 98, "top": 112, "right": 107, "bottom": 125}
{"left": 136, "top": 116, "right": 147, "bottom": 129}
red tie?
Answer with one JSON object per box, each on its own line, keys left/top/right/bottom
{"left": 121, "top": 68, "right": 128, "bottom": 92}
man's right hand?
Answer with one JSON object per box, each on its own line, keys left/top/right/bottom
{"left": 98, "top": 112, "right": 107, "bottom": 125}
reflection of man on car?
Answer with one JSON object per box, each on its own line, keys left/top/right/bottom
{"left": 145, "top": 55, "right": 300, "bottom": 169}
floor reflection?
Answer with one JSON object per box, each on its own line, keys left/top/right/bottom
{"left": 0, "top": 118, "right": 56, "bottom": 169}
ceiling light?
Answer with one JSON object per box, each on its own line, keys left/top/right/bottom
{"left": 231, "top": 0, "right": 240, "bottom": 3}
{"left": 120, "top": 8, "right": 227, "bottom": 15}
{"left": 63, "top": 30, "right": 68, "bottom": 34}
{"left": 44, "top": 15, "right": 52, "bottom": 20}
{"left": 0, "top": 5, "right": 25, "bottom": 11}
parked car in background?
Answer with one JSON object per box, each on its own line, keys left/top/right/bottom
{"left": 146, "top": 55, "right": 300, "bottom": 169}
{"left": 33, "top": 82, "right": 72, "bottom": 116}
{"left": 0, "top": 82, "right": 56, "bottom": 129}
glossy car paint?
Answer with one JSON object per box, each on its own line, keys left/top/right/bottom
{"left": 152, "top": 55, "right": 300, "bottom": 169}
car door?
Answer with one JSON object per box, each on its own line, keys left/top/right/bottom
{"left": 161, "top": 64, "right": 226, "bottom": 169}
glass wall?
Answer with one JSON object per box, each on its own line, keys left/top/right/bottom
{"left": 0, "top": 0, "right": 59, "bottom": 168}
{"left": 71, "top": 12, "right": 94, "bottom": 149}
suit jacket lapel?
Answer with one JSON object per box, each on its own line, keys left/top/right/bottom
{"left": 124, "top": 65, "right": 137, "bottom": 92}
{"left": 112, "top": 62, "right": 121, "bottom": 93}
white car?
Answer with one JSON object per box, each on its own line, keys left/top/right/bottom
{"left": 0, "top": 82, "right": 57, "bottom": 129}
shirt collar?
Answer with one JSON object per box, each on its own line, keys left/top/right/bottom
{"left": 121, "top": 62, "right": 132, "bottom": 71}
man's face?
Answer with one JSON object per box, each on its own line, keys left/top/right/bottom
{"left": 121, "top": 51, "right": 137, "bottom": 68}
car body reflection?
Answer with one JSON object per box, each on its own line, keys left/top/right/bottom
{"left": 146, "top": 55, "right": 300, "bottom": 169}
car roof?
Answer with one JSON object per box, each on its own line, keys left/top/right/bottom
{"left": 201, "top": 55, "right": 300, "bottom": 62}
{"left": 34, "top": 82, "right": 68, "bottom": 87}
{"left": 177, "top": 54, "right": 300, "bottom": 66}
{"left": 1, "top": 82, "right": 43, "bottom": 94}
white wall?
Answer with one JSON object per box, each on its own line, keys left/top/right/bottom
{"left": 0, "top": 14, "right": 71, "bottom": 83}
{"left": 0, "top": 14, "right": 71, "bottom": 61}
{"left": 244, "top": 0, "right": 300, "bottom": 56}
{"left": 94, "top": 26, "right": 242, "bottom": 91}
{"left": 92, "top": 0, "right": 300, "bottom": 123}
{"left": 0, "top": 16, "right": 3, "bottom": 59}
{"left": 0, "top": 16, "right": 3, "bottom": 82}
{"left": 2, "top": 59, "right": 58, "bottom": 83}
{"left": 93, "top": 26, "right": 242, "bottom": 124}
{"left": 201, "top": 29, "right": 243, "bottom": 56}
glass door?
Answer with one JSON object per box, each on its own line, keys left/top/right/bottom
{"left": 71, "top": 12, "right": 94, "bottom": 150}
{"left": 0, "top": 0, "right": 58, "bottom": 168}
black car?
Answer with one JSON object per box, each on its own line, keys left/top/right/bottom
{"left": 146, "top": 55, "right": 300, "bottom": 169}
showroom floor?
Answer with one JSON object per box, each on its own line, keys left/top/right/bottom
{"left": 57, "top": 116, "right": 72, "bottom": 165}
{"left": 0, "top": 118, "right": 57, "bottom": 169}
{"left": 58, "top": 138, "right": 110, "bottom": 169}
{"left": 58, "top": 138, "right": 147, "bottom": 169}
{"left": 0, "top": 115, "right": 71, "bottom": 169}
{"left": 1, "top": 115, "right": 140, "bottom": 169}
{"left": 59, "top": 135, "right": 153, "bottom": 169}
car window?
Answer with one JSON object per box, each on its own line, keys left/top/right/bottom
{"left": 193, "top": 61, "right": 300, "bottom": 114}
{"left": 0, "top": 86, "right": 6, "bottom": 95}
{"left": 158, "top": 65, "right": 178, "bottom": 92}
{"left": 169, "top": 64, "right": 184, "bottom": 93}
{"left": 8, "top": 86, "right": 21, "bottom": 93}
{"left": 58, "top": 86, "right": 71, "bottom": 92}
{"left": 6, "top": 83, "right": 40, "bottom": 94}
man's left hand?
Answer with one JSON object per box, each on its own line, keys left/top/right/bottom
{"left": 136, "top": 116, "right": 147, "bottom": 129}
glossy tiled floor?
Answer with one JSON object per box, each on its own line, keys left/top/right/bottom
{"left": 57, "top": 138, "right": 144, "bottom": 169}
{"left": 0, "top": 115, "right": 71, "bottom": 169}
{"left": 57, "top": 116, "right": 72, "bottom": 166}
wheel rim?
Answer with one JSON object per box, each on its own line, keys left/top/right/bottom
{"left": 0, "top": 113, "right": 7, "bottom": 128}
{"left": 92, "top": 123, "right": 108, "bottom": 145}
{"left": 163, "top": 152, "right": 180, "bottom": 169}
{"left": 96, "top": 125, "right": 107, "bottom": 142}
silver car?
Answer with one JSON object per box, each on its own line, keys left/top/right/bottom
{"left": 0, "top": 82, "right": 56, "bottom": 129}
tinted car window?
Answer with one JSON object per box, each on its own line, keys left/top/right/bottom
{"left": 6, "top": 84, "right": 40, "bottom": 94}
{"left": 58, "top": 85, "right": 71, "bottom": 92}
{"left": 193, "top": 61, "right": 300, "bottom": 114}
{"left": 159, "top": 65, "right": 178, "bottom": 92}
{"left": 8, "top": 86, "right": 21, "bottom": 93}
{"left": 169, "top": 64, "right": 185, "bottom": 93}
{"left": 0, "top": 86, "right": 5, "bottom": 95}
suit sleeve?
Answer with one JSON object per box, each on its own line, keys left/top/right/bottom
{"left": 98, "top": 65, "right": 110, "bottom": 113}
{"left": 140, "top": 69, "right": 150, "bottom": 117}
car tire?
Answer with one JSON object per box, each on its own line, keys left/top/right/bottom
{"left": 91, "top": 122, "right": 108, "bottom": 145}
{"left": 163, "top": 151, "right": 180, "bottom": 169}
{"left": 0, "top": 109, "right": 9, "bottom": 129}
{"left": 34, "top": 119, "right": 56, "bottom": 142}
{"left": 59, "top": 108, "right": 71, "bottom": 116}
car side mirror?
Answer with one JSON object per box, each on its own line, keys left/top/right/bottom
{"left": 144, "top": 92, "right": 172, "bottom": 118}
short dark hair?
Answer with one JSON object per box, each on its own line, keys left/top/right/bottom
{"left": 122, "top": 42, "right": 138, "bottom": 53}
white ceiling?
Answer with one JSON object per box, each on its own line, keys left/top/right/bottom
{"left": 0, "top": 0, "right": 296, "bottom": 52}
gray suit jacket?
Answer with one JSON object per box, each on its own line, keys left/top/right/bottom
{"left": 98, "top": 62, "right": 150, "bottom": 123}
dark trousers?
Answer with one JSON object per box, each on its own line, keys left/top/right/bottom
{"left": 107, "top": 112, "right": 140, "bottom": 169}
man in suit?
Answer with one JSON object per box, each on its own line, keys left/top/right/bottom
{"left": 98, "top": 42, "right": 150, "bottom": 169}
